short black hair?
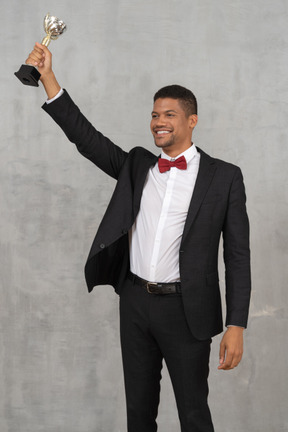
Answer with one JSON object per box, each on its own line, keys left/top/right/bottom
{"left": 153, "top": 84, "right": 198, "bottom": 116}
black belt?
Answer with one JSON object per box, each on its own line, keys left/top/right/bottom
{"left": 128, "top": 271, "right": 181, "bottom": 295}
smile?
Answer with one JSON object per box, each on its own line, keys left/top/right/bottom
{"left": 155, "top": 130, "right": 171, "bottom": 135}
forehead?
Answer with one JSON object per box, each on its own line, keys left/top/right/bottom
{"left": 152, "top": 98, "right": 185, "bottom": 114}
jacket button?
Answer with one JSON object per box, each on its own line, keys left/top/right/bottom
{"left": 99, "top": 243, "right": 105, "bottom": 249}
{"left": 122, "top": 228, "right": 128, "bottom": 234}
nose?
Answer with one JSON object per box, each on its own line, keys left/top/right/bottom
{"left": 154, "top": 115, "right": 166, "bottom": 127}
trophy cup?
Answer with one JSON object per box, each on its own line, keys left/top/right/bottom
{"left": 15, "top": 13, "right": 67, "bottom": 87}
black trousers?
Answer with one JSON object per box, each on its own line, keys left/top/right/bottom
{"left": 119, "top": 276, "right": 214, "bottom": 432}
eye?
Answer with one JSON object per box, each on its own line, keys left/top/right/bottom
{"left": 151, "top": 114, "right": 158, "bottom": 119}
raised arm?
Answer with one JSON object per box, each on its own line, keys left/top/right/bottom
{"left": 25, "top": 43, "right": 128, "bottom": 179}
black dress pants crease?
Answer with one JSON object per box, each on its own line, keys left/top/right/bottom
{"left": 119, "top": 276, "right": 215, "bottom": 432}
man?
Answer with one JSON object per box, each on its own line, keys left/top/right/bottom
{"left": 25, "top": 43, "right": 251, "bottom": 432}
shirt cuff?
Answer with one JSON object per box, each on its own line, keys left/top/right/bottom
{"left": 46, "top": 88, "right": 64, "bottom": 104}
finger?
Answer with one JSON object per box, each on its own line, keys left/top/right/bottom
{"left": 33, "top": 45, "right": 45, "bottom": 55}
{"left": 25, "top": 55, "right": 42, "bottom": 67}
{"left": 35, "top": 41, "right": 44, "bottom": 49}
{"left": 30, "top": 50, "right": 43, "bottom": 62}
{"left": 218, "top": 362, "right": 233, "bottom": 370}
{"left": 218, "top": 351, "right": 233, "bottom": 370}
{"left": 35, "top": 42, "right": 51, "bottom": 56}
{"left": 26, "top": 46, "right": 43, "bottom": 60}
{"left": 219, "top": 349, "right": 243, "bottom": 370}
{"left": 25, "top": 57, "right": 39, "bottom": 67}
{"left": 219, "top": 342, "right": 226, "bottom": 365}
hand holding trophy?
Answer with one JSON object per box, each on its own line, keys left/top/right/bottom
{"left": 15, "top": 13, "right": 67, "bottom": 87}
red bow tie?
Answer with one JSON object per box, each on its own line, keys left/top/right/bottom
{"left": 158, "top": 155, "right": 187, "bottom": 173}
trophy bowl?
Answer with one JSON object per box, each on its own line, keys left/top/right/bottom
{"left": 42, "top": 13, "right": 67, "bottom": 46}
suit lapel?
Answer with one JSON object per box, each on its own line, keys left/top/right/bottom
{"left": 181, "top": 148, "right": 217, "bottom": 244}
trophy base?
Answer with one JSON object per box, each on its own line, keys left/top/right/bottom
{"left": 14, "top": 64, "right": 41, "bottom": 87}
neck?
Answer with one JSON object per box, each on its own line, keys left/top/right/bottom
{"left": 162, "top": 142, "right": 193, "bottom": 158}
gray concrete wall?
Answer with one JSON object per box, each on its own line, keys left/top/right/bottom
{"left": 1, "top": 0, "right": 287, "bottom": 431}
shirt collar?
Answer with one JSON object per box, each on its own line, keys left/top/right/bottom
{"left": 161, "top": 143, "right": 198, "bottom": 164}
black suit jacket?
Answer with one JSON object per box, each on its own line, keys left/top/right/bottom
{"left": 42, "top": 90, "right": 251, "bottom": 340}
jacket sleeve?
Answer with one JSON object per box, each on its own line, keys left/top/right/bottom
{"left": 42, "top": 90, "right": 128, "bottom": 180}
{"left": 222, "top": 167, "right": 251, "bottom": 328}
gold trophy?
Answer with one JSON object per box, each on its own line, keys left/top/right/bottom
{"left": 15, "top": 13, "right": 67, "bottom": 87}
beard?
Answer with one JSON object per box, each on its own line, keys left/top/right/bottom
{"left": 154, "top": 134, "right": 176, "bottom": 149}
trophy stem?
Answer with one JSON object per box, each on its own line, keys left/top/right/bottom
{"left": 41, "top": 35, "right": 51, "bottom": 47}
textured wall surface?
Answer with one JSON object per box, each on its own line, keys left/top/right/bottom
{"left": 1, "top": 0, "right": 288, "bottom": 431}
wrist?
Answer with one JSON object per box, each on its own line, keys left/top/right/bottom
{"left": 39, "top": 69, "right": 54, "bottom": 82}
{"left": 40, "top": 71, "right": 61, "bottom": 100}
{"left": 227, "top": 326, "right": 244, "bottom": 333}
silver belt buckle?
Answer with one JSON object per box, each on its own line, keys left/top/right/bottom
{"left": 146, "top": 282, "right": 158, "bottom": 294}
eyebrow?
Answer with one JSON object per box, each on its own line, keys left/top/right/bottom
{"left": 151, "top": 109, "right": 178, "bottom": 115}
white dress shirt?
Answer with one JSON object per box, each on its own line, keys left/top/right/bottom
{"left": 129, "top": 145, "right": 200, "bottom": 283}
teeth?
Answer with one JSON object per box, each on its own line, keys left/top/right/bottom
{"left": 157, "top": 131, "right": 170, "bottom": 134}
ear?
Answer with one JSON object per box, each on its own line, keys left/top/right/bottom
{"left": 189, "top": 114, "right": 198, "bottom": 129}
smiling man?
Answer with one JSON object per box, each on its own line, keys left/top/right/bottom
{"left": 26, "top": 43, "right": 251, "bottom": 432}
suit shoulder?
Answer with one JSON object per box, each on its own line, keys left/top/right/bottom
{"left": 213, "top": 157, "right": 241, "bottom": 173}
{"left": 213, "top": 158, "right": 244, "bottom": 185}
{"left": 128, "top": 146, "right": 158, "bottom": 160}
{"left": 198, "top": 147, "right": 242, "bottom": 174}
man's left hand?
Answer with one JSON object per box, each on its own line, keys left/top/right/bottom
{"left": 218, "top": 327, "right": 244, "bottom": 370}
